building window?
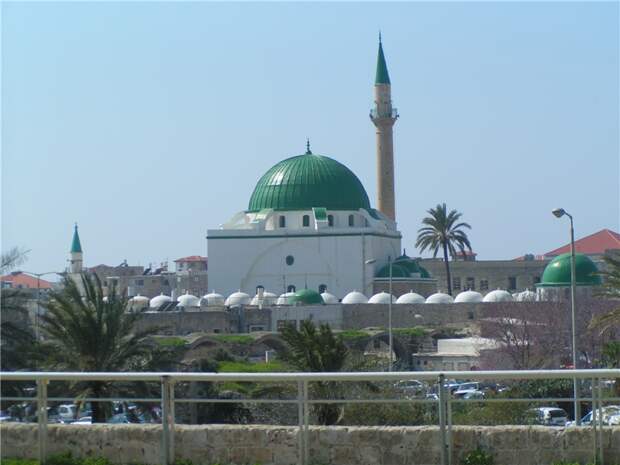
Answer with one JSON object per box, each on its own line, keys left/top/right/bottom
{"left": 453, "top": 277, "right": 461, "bottom": 291}
{"left": 328, "top": 215, "right": 334, "bottom": 227}
{"left": 285, "top": 255, "right": 294, "bottom": 266}
{"left": 466, "top": 277, "right": 475, "bottom": 291}
{"left": 163, "top": 279, "right": 169, "bottom": 286}
{"left": 533, "top": 276, "right": 541, "bottom": 285}
{"left": 480, "top": 279, "right": 489, "bottom": 291}
{"left": 277, "top": 320, "right": 294, "bottom": 331}
{"left": 348, "top": 214, "right": 354, "bottom": 227}
{"left": 279, "top": 216, "right": 286, "bottom": 228}
{"left": 135, "top": 279, "right": 144, "bottom": 286}
{"left": 287, "top": 284, "right": 296, "bottom": 293}
{"left": 319, "top": 284, "right": 327, "bottom": 293}
{"left": 508, "top": 276, "right": 517, "bottom": 290}
{"left": 302, "top": 215, "right": 310, "bottom": 227}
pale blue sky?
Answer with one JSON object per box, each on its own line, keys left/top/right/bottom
{"left": 2, "top": 2, "right": 619, "bottom": 276}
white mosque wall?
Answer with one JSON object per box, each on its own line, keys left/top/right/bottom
{"left": 207, "top": 228, "right": 401, "bottom": 298}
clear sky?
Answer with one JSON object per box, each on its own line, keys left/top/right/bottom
{"left": 2, "top": 2, "right": 619, "bottom": 276}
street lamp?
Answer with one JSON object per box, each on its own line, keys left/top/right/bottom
{"left": 19, "top": 271, "right": 62, "bottom": 340}
{"left": 552, "top": 207, "right": 580, "bottom": 424}
{"left": 365, "top": 257, "right": 394, "bottom": 371}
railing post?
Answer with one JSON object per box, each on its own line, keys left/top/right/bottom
{"left": 447, "top": 390, "right": 453, "bottom": 465}
{"left": 37, "top": 379, "right": 48, "bottom": 464}
{"left": 161, "top": 376, "right": 174, "bottom": 465}
{"left": 597, "top": 377, "right": 604, "bottom": 465}
{"left": 438, "top": 374, "right": 448, "bottom": 465}
{"left": 303, "top": 380, "right": 309, "bottom": 465}
{"left": 592, "top": 377, "right": 598, "bottom": 465}
{"left": 297, "top": 380, "right": 304, "bottom": 465}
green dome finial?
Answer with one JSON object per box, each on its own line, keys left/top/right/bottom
{"left": 306, "top": 138, "right": 312, "bottom": 155}
{"left": 375, "top": 36, "right": 391, "bottom": 85}
{"left": 71, "top": 223, "right": 83, "bottom": 254}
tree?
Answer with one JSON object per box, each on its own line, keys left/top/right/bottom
{"left": 415, "top": 203, "right": 472, "bottom": 295}
{"left": 590, "top": 251, "right": 620, "bottom": 332}
{"left": 278, "top": 320, "right": 348, "bottom": 425}
{"left": 40, "top": 273, "right": 159, "bottom": 422}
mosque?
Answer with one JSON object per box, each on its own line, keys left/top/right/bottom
{"left": 207, "top": 39, "right": 435, "bottom": 299}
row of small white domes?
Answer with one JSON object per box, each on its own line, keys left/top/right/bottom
{"left": 136, "top": 287, "right": 533, "bottom": 309}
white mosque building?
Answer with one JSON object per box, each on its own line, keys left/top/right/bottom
{"left": 207, "top": 40, "right": 403, "bottom": 298}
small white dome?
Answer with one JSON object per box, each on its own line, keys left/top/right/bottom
{"left": 130, "top": 294, "right": 149, "bottom": 303}
{"left": 276, "top": 292, "right": 296, "bottom": 306}
{"left": 516, "top": 289, "right": 537, "bottom": 302}
{"left": 483, "top": 289, "right": 514, "bottom": 302}
{"left": 320, "top": 292, "right": 339, "bottom": 304}
{"left": 369, "top": 291, "right": 396, "bottom": 304}
{"left": 454, "top": 290, "right": 483, "bottom": 303}
{"left": 177, "top": 292, "right": 200, "bottom": 307}
{"left": 251, "top": 291, "right": 278, "bottom": 306}
{"left": 201, "top": 292, "right": 225, "bottom": 306}
{"left": 225, "top": 291, "right": 251, "bottom": 307}
{"left": 150, "top": 293, "right": 172, "bottom": 308}
{"left": 396, "top": 291, "right": 425, "bottom": 304}
{"left": 342, "top": 291, "right": 369, "bottom": 304}
{"left": 425, "top": 292, "right": 454, "bottom": 304}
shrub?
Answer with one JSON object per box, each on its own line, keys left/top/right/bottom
{"left": 460, "top": 447, "right": 494, "bottom": 465}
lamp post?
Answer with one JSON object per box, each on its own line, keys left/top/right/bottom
{"left": 19, "top": 271, "right": 61, "bottom": 341}
{"left": 365, "top": 257, "right": 394, "bottom": 371}
{"left": 551, "top": 207, "right": 580, "bottom": 424}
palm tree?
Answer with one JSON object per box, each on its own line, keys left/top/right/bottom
{"left": 415, "top": 203, "right": 472, "bottom": 295}
{"left": 590, "top": 251, "right": 620, "bottom": 332}
{"left": 40, "top": 272, "right": 159, "bottom": 422}
{"left": 279, "top": 320, "right": 348, "bottom": 425}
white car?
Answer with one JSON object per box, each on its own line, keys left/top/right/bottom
{"left": 71, "top": 416, "right": 92, "bottom": 425}
{"left": 57, "top": 404, "right": 77, "bottom": 422}
{"left": 526, "top": 407, "right": 568, "bottom": 426}
{"left": 566, "top": 405, "right": 620, "bottom": 426}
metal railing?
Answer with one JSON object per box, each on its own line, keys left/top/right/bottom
{"left": 1, "top": 369, "right": 619, "bottom": 465}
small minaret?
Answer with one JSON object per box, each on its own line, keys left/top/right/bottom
{"left": 69, "top": 223, "right": 83, "bottom": 273}
{"left": 370, "top": 35, "right": 398, "bottom": 221}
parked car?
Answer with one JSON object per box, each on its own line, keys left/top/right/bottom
{"left": 394, "top": 380, "right": 426, "bottom": 397}
{"left": 108, "top": 413, "right": 140, "bottom": 424}
{"left": 454, "top": 389, "right": 485, "bottom": 400}
{"left": 525, "top": 407, "right": 568, "bottom": 426}
{"left": 566, "top": 405, "right": 620, "bottom": 427}
{"left": 57, "top": 404, "right": 77, "bottom": 422}
{"left": 72, "top": 416, "right": 92, "bottom": 425}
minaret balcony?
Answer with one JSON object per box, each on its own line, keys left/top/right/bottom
{"left": 370, "top": 108, "right": 399, "bottom": 120}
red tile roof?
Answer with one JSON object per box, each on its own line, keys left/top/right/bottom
{"left": 1, "top": 272, "right": 53, "bottom": 289}
{"left": 174, "top": 255, "right": 207, "bottom": 263}
{"left": 544, "top": 229, "right": 620, "bottom": 257}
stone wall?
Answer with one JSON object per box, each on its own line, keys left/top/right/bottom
{"left": 2, "top": 424, "right": 618, "bottom": 465}
{"left": 134, "top": 310, "right": 233, "bottom": 335}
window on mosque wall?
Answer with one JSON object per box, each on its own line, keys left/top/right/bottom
{"left": 348, "top": 215, "right": 354, "bottom": 227}
{"left": 285, "top": 255, "right": 294, "bottom": 266}
{"left": 302, "top": 215, "right": 310, "bottom": 227}
{"left": 508, "top": 277, "right": 517, "bottom": 290}
{"left": 135, "top": 279, "right": 144, "bottom": 286}
{"left": 452, "top": 277, "right": 461, "bottom": 291}
{"left": 279, "top": 216, "right": 286, "bottom": 228}
{"left": 466, "top": 277, "right": 475, "bottom": 290}
{"left": 328, "top": 215, "right": 334, "bottom": 227}
{"left": 480, "top": 279, "right": 489, "bottom": 291}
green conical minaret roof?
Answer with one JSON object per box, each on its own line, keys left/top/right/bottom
{"left": 70, "top": 223, "right": 83, "bottom": 253}
{"left": 375, "top": 38, "right": 391, "bottom": 85}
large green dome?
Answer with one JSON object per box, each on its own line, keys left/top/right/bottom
{"left": 538, "top": 253, "right": 602, "bottom": 287}
{"left": 247, "top": 151, "right": 371, "bottom": 212}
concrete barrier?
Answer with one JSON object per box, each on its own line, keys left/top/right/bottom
{"left": 2, "top": 423, "right": 619, "bottom": 465}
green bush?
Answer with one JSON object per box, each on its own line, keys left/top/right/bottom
{"left": 460, "top": 447, "right": 494, "bottom": 465}
{"left": 212, "top": 334, "right": 254, "bottom": 345}
{"left": 155, "top": 336, "right": 187, "bottom": 347}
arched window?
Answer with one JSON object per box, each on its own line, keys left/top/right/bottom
{"left": 348, "top": 214, "right": 354, "bottom": 227}
{"left": 279, "top": 216, "right": 286, "bottom": 228}
{"left": 256, "top": 285, "right": 264, "bottom": 293}
{"left": 319, "top": 284, "right": 327, "bottom": 293}
{"left": 328, "top": 215, "right": 334, "bottom": 227}
{"left": 287, "top": 284, "right": 296, "bottom": 293}
{"left": 302, "top": 215, "right": 310, "bottom": 227}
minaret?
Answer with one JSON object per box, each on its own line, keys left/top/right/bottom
{"left": 370, "top": 36, "right": 398, "bottom": 221}
{"left": 69, "top": 223, "right": 83, "bottom": 273}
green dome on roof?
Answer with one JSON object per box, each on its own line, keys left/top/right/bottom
{"left": 376, "top": 263, "right": 410, "bottom": 278}
{"left": 289, "top": 289, "right": 324, "bottom": 305}
{"left": 419, "top": 265, "right": 431, "bottom": 279}
{"left": 247, "top": 150, "right": 370, "bottom": 212}
{"left": 394, "top": 254, "right": 422, "bottom": 274}
{"left": 538, "top": 253, "right": 602, "bottom": 287}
